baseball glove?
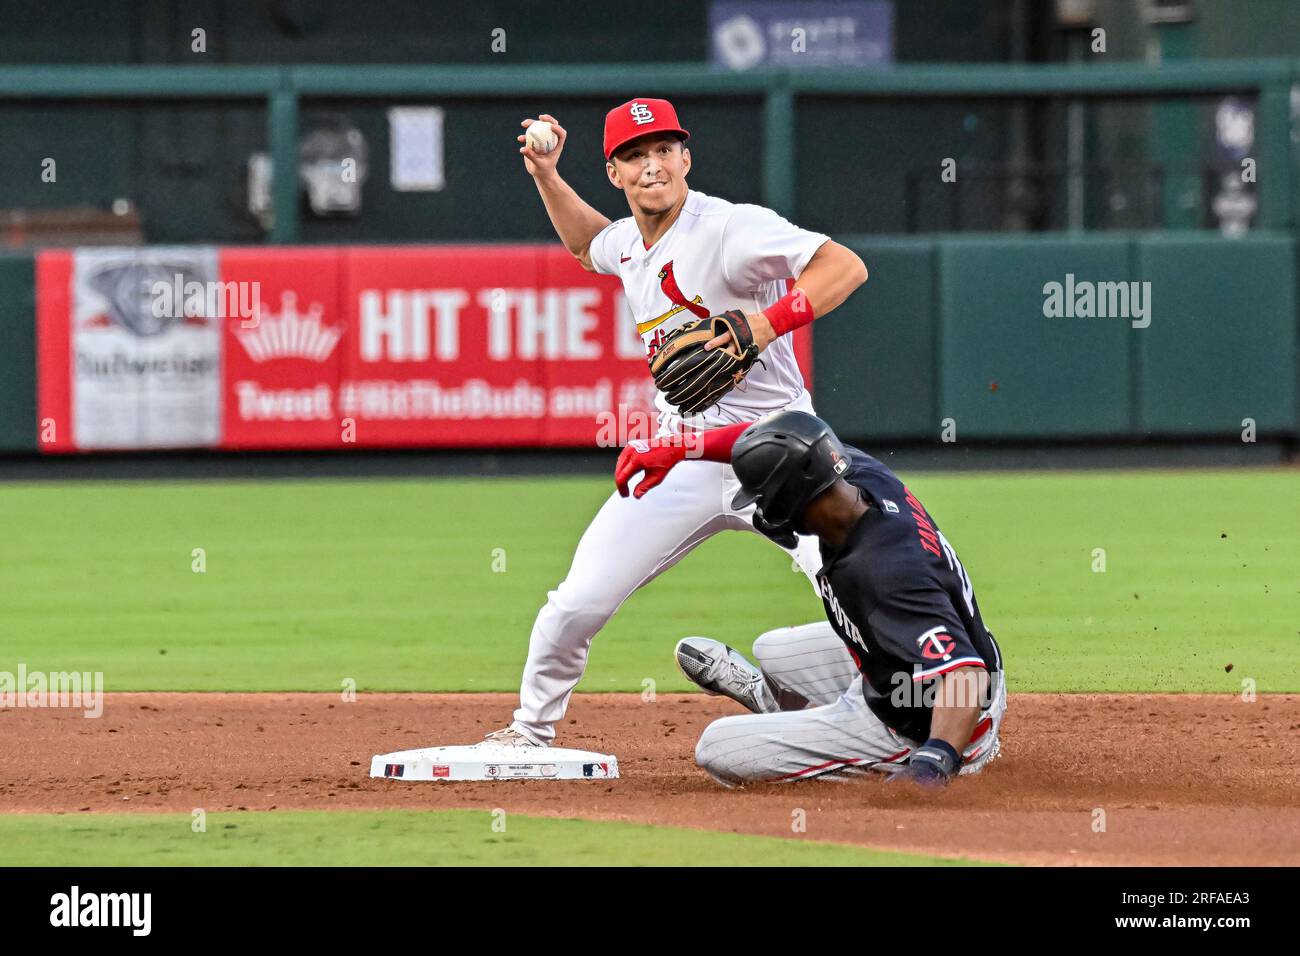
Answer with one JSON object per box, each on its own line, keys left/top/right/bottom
{"left": 648, "top": 310, "right": 761, "bottom": 416}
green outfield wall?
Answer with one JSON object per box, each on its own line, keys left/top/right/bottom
{"left": 3, "top": 60, "right": 1298, "bottom": 450}
{"left": 821, "top": 231, "right": 1298, "bottom": 444}
{"left": 3, "top": 232, "right": 1295, "bottom": 452}
{"left": 0, "top": 254, "right": 36, "bottom": 452}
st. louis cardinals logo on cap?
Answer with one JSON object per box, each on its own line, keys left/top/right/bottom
{"left": 916, "top": 625, "right": 957, "bottom": 661}
{"left": 603, "top": 98, "right": 690, "bottom": 159}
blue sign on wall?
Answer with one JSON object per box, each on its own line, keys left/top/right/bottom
{"left": 710, "top": 1, "right": 893, "bottom": 71}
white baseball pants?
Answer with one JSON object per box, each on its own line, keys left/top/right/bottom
{"left": 695, "top": 622, "right": 1007, "bottom": 785}
{"left": 511, "top": 457, "right": 824, "bottom": 745}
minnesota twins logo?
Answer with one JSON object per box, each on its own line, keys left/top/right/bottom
{"left": 629, "top": 102, "right": 655, "bottom": 125}
{"left": 916, "top": 626, "right": 957, "bottom": 661}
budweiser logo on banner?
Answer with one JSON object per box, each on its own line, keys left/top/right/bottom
{"left": 54, "top": 248, "right": 223, "bottom": 450}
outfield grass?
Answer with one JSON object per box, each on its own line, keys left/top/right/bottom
{"left": 0, "top": 810, "right": 979, "bottom": 866}
{"left": 0, "top": 470, "right": 1295, "bottom": 693}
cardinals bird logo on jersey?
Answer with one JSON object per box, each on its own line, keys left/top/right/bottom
{"left": 636, "top": 260, "right": 710, "bottom": 343}
{"left": 657, "top": 261, "right": 710, "bottom": 319}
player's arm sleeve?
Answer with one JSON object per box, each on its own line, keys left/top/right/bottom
{"left": 866, "top": 587, "right": 987, "bottom": 684}
{"left": 720, "top": 204, "right": 830, "bottom": 293}
{"left": 586, "top": 220, "right": 621, "bottom": 275}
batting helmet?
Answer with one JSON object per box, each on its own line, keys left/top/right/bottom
{"left": 730, "top": 411, "right": 850, "bottom": 545}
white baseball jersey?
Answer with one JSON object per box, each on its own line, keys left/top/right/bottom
{"left": 588, "top": 189, "right": 829, "bottom": 429}
{"left": 508, "top": 189, "right": 833, "bottom": 746}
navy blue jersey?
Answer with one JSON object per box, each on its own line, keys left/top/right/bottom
{"left": 814, "top": 447, "right": 1002, "bottom": 742}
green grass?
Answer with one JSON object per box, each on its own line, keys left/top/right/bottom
{"left": 0, "top": 810, "right": 978, "bottom": 866}
{"left": 0, "top": 470, "right": 1296, "bottom": 693}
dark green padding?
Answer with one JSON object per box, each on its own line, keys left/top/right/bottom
{"left": 936, "top": 234, "right": 1135, "bottom": 439}
{"left": 1135, "top": 232, "right": 1297, "bottom": 435}
{"left": 0, "top": 254, "right": 36, "bottom": 452}
{"left": 813, "top": 238, "right": 938, "bottom": 444}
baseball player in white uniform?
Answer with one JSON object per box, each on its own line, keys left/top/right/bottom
{"left": 486, "top": 97, "right": 867, "bottom": 747}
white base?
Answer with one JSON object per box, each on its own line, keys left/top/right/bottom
{"left": 370, "top": 743, "right": 619, "bottom": 781}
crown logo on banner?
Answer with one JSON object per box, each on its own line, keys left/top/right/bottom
{"left": 233, "top": 290, "right": 344, "bottom": 362}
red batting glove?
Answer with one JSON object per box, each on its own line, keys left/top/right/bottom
{"left": 614, "top": 438, "right": 687, "bottom": 499}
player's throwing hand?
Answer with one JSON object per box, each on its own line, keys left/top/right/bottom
{"left": 517, "top": 113, "right": 567, "bottom": 178}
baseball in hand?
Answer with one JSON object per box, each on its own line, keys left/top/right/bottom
{"left": 525, "top": 120, "right": 558, "bottom": 154}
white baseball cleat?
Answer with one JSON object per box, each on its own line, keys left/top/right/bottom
{"left": 481, "top": 726, "right": 544, "bottom": 747}
{"left": 674, "top": 637, "right": 778, "bottom": 714}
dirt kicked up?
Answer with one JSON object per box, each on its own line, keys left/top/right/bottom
{"left": 2, "top": 692, "right": 1297, "bottom": 866}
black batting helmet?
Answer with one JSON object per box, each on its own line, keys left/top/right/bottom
{"left": 730, "top": 411, "right": 850, "bottom": 538}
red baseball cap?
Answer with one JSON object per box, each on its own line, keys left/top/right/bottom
{"left": 603, "top": 98, "right": 690, "bottom": 160}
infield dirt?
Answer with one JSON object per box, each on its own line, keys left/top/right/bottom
{"left": 3, "top": 692, "right": 1296, "bottom": 866}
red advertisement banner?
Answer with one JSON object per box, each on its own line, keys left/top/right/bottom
{"left": 37, "top": 245, "right": 812, "bottom": 451}
{"left": 221, "top": 248, "right": 346, "bottom": 449}
{"left": 35, "top": 250, "right": 73, "bottom": 453}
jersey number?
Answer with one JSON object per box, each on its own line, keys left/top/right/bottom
{"left": 938, "top": 531, "right": 976, "bottom": 617}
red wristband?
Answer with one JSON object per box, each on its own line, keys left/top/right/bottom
{"left": 763, "top": 288, "right": 816, "bottom": 338}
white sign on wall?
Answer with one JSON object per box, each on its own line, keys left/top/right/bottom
{"left": 388, "top": 107, "right": 446, "bottom": 192}
{"left": 70, "top": 248, "right": 222, "bottom": 449}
